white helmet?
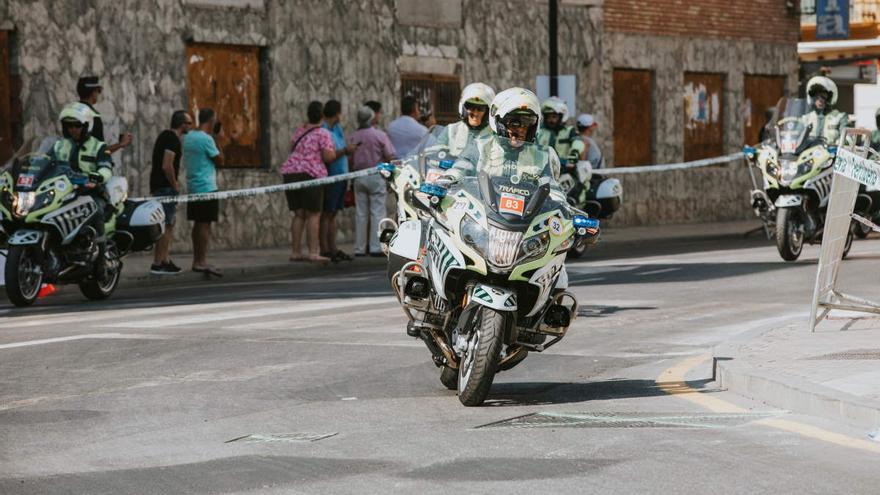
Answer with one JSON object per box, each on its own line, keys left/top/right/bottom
{"left": 541, "top": 96, "right": 569, "bottom": 122}
{"left": 806, "top": 76, "right": 838, "bottom": 107}
{"left": 459, "top": 82, "right": 495, "bottom": 127}
{"left": 489, "top": 87, "right": 542, "bottom": 143}
{"left": 59, "top": 102, "right": 95, "bottom": 135}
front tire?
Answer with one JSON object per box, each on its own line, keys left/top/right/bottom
{"left": 5, "top": 245, "right": 43, "bottom": 307}
{"left": 776, "top": 208, "right": 804, "bottom": 261}
{"left": 567, "top": 238, "right": 588, "bottom": 259}
{"left": 457, "top": 306, "right": 505, "bottom": 406}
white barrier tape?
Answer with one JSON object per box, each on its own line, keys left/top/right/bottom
{"left": 595, "top": 152, "right": 745, "bottom": 175}
{"left": 129, "top": 168, "right": 377, "bottom": 203}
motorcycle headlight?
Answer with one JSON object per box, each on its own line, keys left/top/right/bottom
{"left": 460, "top": 216, "right": 522, "bottom": 268}
{"left": 13, "top": 191, "right": 36, "bottom": 217}
{"left": 518, "top": 232, "right": 551, "bottom": 263}
{"left": 780, "top": 159, "right": 798, "bottom": 181}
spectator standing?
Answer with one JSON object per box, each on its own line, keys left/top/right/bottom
{"left": 183, "top": 108, "right": 224, "bottom": 277}
{"left": 349, "top": 106, "right": 396, "bottom": 256}
{"left": 388, "top": 96, "right": 427, "bottom": 158}
{"left": 76, "top": 76, "right": 132, "bottom": 153}
{"left": 571, "top": 114, "right": 604, "bottom": 169}
{"left": 319, "top": 100, "right": 354, "bottom": 262}
{"left": 281, "top": 101, "right": 354, "bottom": 263}
{"left": 364, "top": 100, "right": 382, "bottom": 127}
{"left": 149, "top": 110, "right": 193, "bottom": 275}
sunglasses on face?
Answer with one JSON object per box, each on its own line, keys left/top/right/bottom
{"left": 63, "top": 122, "right": 84, "bottom": 129}
{"left": 464, "top": 102, "right": 487, "bottom": 112}
{"left": 503, "top": 115, "right": 538, "bottom": 128}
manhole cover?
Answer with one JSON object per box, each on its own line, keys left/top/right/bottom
{"left": 475, "top": 412, "right": 778, "bottom": 429}
{"left": 225, "top": 432, "right": 338, "bottom": 444}
{"left": 808, "top": 349, "right": 880, "bottom": 360}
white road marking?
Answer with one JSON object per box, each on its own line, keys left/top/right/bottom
{"left": 0, "top": 333, "right": 163, "bottom": 350}
{"left": 571, "top": 277, "right": 606, "bottom": 283}
{"left": 639, "top": 267, "right": 681, "bottom": 276}
{"left": 100, "top": 297, "right": 395, "bottom": 329}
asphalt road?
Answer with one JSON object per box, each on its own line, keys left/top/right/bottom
{"left": 1, "top": 235, "right": 878, "bottom": 494}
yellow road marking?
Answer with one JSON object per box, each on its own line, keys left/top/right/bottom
{"left": 658, "top": 353, "right": 880, "bottom": 455}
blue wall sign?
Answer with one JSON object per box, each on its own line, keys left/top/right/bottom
{"left": 816, "top": 0, "right": 850, "bottom": 40}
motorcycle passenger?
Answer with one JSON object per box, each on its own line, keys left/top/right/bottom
{"left": 802, "top": 76, "right": 848, "bottom": 145}
{"left": 437, "top": 82, "right": 495, "bottom": 156}
{"left": 49, "top": 102, "right": 115, "bottom": 274}
{"left": 536, "top": 96, "right": 576, "bottom": 168}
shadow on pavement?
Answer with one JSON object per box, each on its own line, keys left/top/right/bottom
{"left": 484, "top": 378, "right": 718, "bottom": 407}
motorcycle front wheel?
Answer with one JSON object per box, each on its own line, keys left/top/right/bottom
{"left": 567, "top": 238, "right": 588, "bottom": 259}
{"left": 5, "top": 245, "right": 44, "bottom": 307}
{"left": 776, "top": 208, "right": 804, "bottom": 261}
{"left": 458, "top": 306, "right": 504, "bottom": 406}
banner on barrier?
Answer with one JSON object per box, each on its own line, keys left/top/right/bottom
{"left": 833, "top": 147, "right": 880, "bottom": 189}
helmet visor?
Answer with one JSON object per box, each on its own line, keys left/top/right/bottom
{"left": 501, "top": 113, "right": 538, "bottom": 129}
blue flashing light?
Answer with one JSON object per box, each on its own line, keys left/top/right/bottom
{"left": 377, "top": 162, "right": 395, "bottom": 172}
{"left": 419, "top": 183, "right": 447, "bottom": 198}
{"left": 828, "top": 146, "right": 838, "bottom": 155}
{"left": 439, "top": 159, "right": 455, "bottom": 170}
{"left": 743, "top": 146, "right": 756, "bottom": 158}
{"left": 573, "top": 215, "right": 599, "bottom": 230}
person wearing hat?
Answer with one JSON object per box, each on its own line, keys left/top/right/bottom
{"left": 569, "top": 114, "right": 603, "bottom": 169}
{"left": 348, "top": 105, "right": 396, "bottom": 256}
{"left": 76, "top": 76, "right": 133, "bottom": 154}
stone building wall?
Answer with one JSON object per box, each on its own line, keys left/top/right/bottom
{"left": 0, "top": 0, "right": 799, "bottom": 251}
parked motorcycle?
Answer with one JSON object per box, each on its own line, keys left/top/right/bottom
{"left": 744, "top": 98, "right": 853, "bottom": 261}
{"left": 379, "top": 131, "right": 598, "bottom": 406}
{"left": 558, "top": 160, "right": 622, "bottom": 257}
{"left": 0, "top": 147, "right": 165, "bottom": 306}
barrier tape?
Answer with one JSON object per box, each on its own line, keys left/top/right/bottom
{"left": 129, "top": 152, "right": 744, "bottom": 204}
{"left": 596, "top": 152, "right": 745, "bottom": 175}
{"left": 129, "top": 168, "right": 378, "bottom": 203}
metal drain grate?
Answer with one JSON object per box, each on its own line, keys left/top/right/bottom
{"left": 475, "top": 412, "right": 778, "bottom": 429}
{"left": 808, "top": 349, "right": 880, "bottom": 360}
{"left": 225, "top": 432, "right": 338, "bottom": 444}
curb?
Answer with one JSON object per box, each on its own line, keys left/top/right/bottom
{"left": 119, "top": 256, "right": 388, "bottom": 289}
{"left": 714, "top": 342, "right": 880, "bottom": 432}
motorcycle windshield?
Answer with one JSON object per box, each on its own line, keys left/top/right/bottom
{"left": 454, "top": 135, "right": 565, "bottom": 227}
{"left": 776, "top": 98, "right": 808, "bottom": 156}
{"left": 10, "top": 154, "right": 69, "bottom": 192}
{"left": 397, "top": 125, "right": 460, "bottom": 182}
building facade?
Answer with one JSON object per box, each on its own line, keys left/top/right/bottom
{"left": 0, "top": 0, "right": 799, "bottom": 249}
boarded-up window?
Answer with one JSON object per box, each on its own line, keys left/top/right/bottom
{"left": 613, "top": 69, "right": 653, "bottom": 167}
{"left": 744, "top": 75, "right": 786, "bottom": 146}
{"left": 0, "top": 31, "right": 12, "bottom": 163}
{"left": 683, "top": 72, "right": 725, "bottom": 161}
{"left": 401, "top": 74, "right": 461, "bottom": 125}
{"left": 186, "top": 43, "right": 264, "bottom": 168}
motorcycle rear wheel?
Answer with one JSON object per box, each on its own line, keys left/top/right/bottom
{"left": 457, "top": 306, "right": 504, "bottom": 406}
{"left": 776, "top": 208, "right": 804, "bottom": 261}
{"left": 79, "top": 247, "right": 122, "bottom": 300}
{"left": 5, "top": 245, "right": 43, "bottom": 307}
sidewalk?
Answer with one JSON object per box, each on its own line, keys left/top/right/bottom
{"left": 118, "top": 219, "right": 764, "bottom": 287}
{"left": 715, "top": 316, "right": 880, "bottom": 433}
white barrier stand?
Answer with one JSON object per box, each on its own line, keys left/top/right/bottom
{"left": 809, "top": 129, "right": 880, "bottom": 332}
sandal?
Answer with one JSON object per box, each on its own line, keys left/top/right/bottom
{"left": 306, "top": 253, "right": 331, "bottom": 264}
{"left": 289, "top": 253, "right": 305, "bottom": 262}
{"left": 334, "top": 250, "right": 353, "bottom": 262}
{"left": 192, "top": 265, "right": 223, "bottom": 277}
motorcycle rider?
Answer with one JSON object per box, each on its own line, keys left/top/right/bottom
{"left": 48, "top": 102, "right": 115, "bottom": 275}
{"left": 802, "top": 76, "right": 848, "bottom": 145}
{"left": 437, "top": 82, "right": 495, "bottom": 156}
{"left": 536, "top": 96, "right": 576, "bottom": 168}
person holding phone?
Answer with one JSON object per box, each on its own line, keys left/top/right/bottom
{"left": 183, "top": 108, "right": 224, "bottom": 277}
{"left": 319, "top": 100, "right": 357, "bottom": 262}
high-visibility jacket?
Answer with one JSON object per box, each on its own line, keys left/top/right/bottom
{"left": 437, "top": 121, "right": 492, "bottom": 156}
{"left": 50, "top": 136, "right": 113, "bottom": 183}
{"left": 802, "top": 109, "right": 848, "bottom": 145}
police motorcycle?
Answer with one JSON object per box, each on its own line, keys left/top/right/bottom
{"left": 0, "top": 142, "right": 165, "bottom": 306}
{"left": 558, "top": 159, "right": 622, "bottom": 258}
{"left": 378, "top": 131, "right": 599, "bottom": 406}
{"left": 744, "top": 98, "right": 852, "bottom": 261}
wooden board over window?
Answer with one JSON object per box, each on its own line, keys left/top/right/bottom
{"left": 186, "top": 43, "right": 262, "bottom": 168}
{"left": 401, "top": 74, "right": 461, "bottom": 125}
{"left": 0, "top": 31, "right": 12, "bottom": 164}
{"left": 612, "top": 69, "right": 653, "bottom": 167}
{"left": 683, "top": 72, "right": 725, "bottom": 162}
{"left": 744, "top": 75, "right": 786, "bottom": 146}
